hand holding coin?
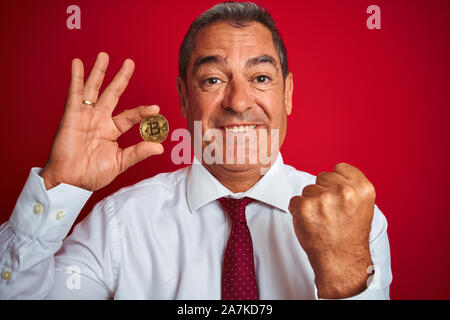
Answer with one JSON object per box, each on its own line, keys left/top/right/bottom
{"left": 40, "top": 52, "right": 165, "bottom": 191}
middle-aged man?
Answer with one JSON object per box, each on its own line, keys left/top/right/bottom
{"left": 0, "top": 2, "right": 392, "bottom": 299}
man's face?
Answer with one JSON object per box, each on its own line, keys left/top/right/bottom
{"left": 177, "top": 21, "right": 293, "bottom": 174}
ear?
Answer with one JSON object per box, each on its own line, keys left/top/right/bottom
{"left": 176, "top": 76, "right": 189, "bottom": 118}
{"left": 283, "top": 72, "right": 293, "bottom": 115}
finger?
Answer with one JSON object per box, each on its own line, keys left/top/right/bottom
{"left": 334, "top": 162, "right": 366, "bottom": 181}
{"left": 96, "top": 58, "right": 135, "bottom": 114}
{"left": 288, "top": 195, "right": 302, "bottom": 215}
{"left": 316, "top": 171, "right": 348, "bottom": 187}
{"left": 288, "top": 195, "right": 316, "bottom": 216}
{"left": 83, "top": 52, "right": 109, "bottom": 103}
{"left": 301, "top": 184, "right": 326, "bottom": 197}
{"left": 112, "top": 105, "right": 160, "bottom": 138}
{"left": 119, "top": 141, "right": 164, "bottom": 173}
{"left": 66, "top": 58, "right": 84, "bottom": 108}
{"left": 335, "top": 163, "right": 375, "bottom": 199}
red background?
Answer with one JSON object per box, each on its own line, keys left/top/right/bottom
{"left": 1, "top": 0, "right": 449, "bottom": 299}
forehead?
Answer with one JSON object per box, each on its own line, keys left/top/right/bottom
{"left": 191, "top": 21, "right": 278, "bottom": 60}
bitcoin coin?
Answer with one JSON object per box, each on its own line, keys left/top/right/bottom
{"left": 139, "top": 113, "right": 169, "bottom": 143}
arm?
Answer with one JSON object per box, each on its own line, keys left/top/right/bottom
{"left": 0, "top": 168, "right": 121, "bottom": 299}
{"left": 289, "top": 163, "right": 392, "bottom": 299}
{"left": 0, "top": 168, "right": 103, "bottom": 299}
{"left": 313, "top": 204, "right": 392, "bottom": 300}
{"left": 0, "top": 52, "right": 163, "bottom": 299}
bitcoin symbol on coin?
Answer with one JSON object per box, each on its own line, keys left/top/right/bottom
{"left": 149, "top": 122, "right": 160, "bottom": 135}
{"left": 139, "top": 114, "right": 169, "bottom": 143}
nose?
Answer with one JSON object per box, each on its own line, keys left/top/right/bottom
{"left": 222, "top": 76, "right": 254, "bottom": 114}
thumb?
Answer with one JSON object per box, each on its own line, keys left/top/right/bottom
{"left": 120, "top": 141, "right": 164, "bottom": 172}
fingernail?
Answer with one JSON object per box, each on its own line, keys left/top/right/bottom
{"left": 147, "top": 104, "right": 158, "bottom": 110}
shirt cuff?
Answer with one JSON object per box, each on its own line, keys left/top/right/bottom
{"left": 313, "top": 266, "right": 386, "bottom": 300}
{"left": 9, "top": 167, "right": 93, "bottom": 240}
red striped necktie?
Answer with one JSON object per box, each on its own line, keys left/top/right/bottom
{"left": 218, "top": 197, "right": 259, "bottom": 300}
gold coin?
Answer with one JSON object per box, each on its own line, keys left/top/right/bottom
{"left": 139, "top": 113, "right": 169, "bottom": 143}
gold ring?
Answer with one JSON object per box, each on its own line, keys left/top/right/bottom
{"left": 83, "top": 100, "right": 95, "bottom": 105}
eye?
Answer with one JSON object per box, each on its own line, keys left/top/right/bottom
{"left": 203, "top": 77, "right": 222, "bottom": 86}
{"left": 254, "top": 75, "right": 271, "bottom": 84}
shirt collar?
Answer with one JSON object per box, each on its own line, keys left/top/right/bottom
{"left": 186, "top": 152, "right": 291, "bottom": 214}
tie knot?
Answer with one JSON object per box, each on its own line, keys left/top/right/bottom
{"left": 218, "top": 197, "right": 255, "bottom": 224}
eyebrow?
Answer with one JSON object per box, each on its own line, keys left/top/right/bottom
{"left": 245, "top": 55, "right": 278, "bottom": 70}
{"left": 193, "top": 54, "right": 279, "bottom": 74}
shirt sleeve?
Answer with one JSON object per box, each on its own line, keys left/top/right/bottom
{"left": 313, "top": 203, "right": 393, "bottom": 300}
{"left": 0, "top": 167, "right": 113, "bottom": 299}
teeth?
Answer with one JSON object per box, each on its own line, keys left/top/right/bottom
{"left": 224, "top": 125, "right": 257, "bottom": 132}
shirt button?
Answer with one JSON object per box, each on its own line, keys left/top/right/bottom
{"left": 56, "top": 210, "right": 65, "bottom": 220}
{"left": 1, "top": 271, "right": 12, "bottom": 280}
{"left": 33, "top": 203, "right": 43, "bottom": 215}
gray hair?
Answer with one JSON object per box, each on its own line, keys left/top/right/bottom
{"left": 178, "top": 1, "right": 289, "bottom": 86}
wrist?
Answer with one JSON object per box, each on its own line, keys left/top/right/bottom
{"left": 310, "top": 249, "right": 373, "bottom": 299}
{"left": 40, "top": 168, "right": 61, "bottom": 190}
